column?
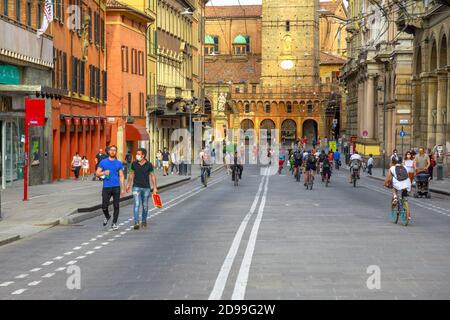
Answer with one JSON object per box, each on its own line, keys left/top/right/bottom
{"left": 411, "top": 78, "right": 421, "bottom": 146}
{"left": 427, "top": 75, "right": 437, "bottom": 148}
{"left": 64, "top": 117, "right": 71, "bottom": 179}
{"left": 366, "top": 75, "right": 375, "bottom": 139}
{"left": 447, "top": 68, "right": 450, "bottom": 153}
{"left": 420, "top": 75, "right": 428, "bottom": 145}
{"left": 436, "top": 71, "right": 447, "bottom": 146}
{"left": 82, "top": 118, "right": 87, "bottom": 158}
{"left": 357, "top": 80, "right": 363, "bottom": 137}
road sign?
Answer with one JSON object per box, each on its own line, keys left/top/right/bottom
{"left": 400, "top": 131, "right": 406, "bottom": 137}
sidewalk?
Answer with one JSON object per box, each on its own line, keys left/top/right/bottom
{"left": 0, "top": 165, "right": 221, "bottom": 246}
{"left": 364, "top": 167, "right": 450, "bottom": 196}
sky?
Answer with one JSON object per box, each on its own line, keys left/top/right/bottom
{"left": 207, "top": 0, "right": 348, "bottom": 7}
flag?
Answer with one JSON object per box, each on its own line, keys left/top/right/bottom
{"left": 37, "top": 0, "right": 54, "bottom": 38}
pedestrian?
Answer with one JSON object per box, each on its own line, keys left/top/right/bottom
{"left": 390, "top": 149, "right": 399, "bottom": 166}
{"left": 125, "top": 150, "right": 133, "bottom": 177}
{"left": 427, "top": 148, "right": 436, "bottom": 180}
{"left": 126, "top": 148, "right": 157, "bottom": 230}
{"left": 71, "top": 152, "right": 82, "bottom": 180}
{"left": 170, "top": 148, "right": 178, "bottom": 175}
{"left": 81, "top": 156, "right": 89, "bottom": 180}
{"left": 93, "top": 148, "right": 107, "bottom": 181}
{"left": 96, "top": 145, "right": 125, "bottom": 231}
{"left": 367, "top": 154, "right": 374, "bottom": 176}
{"left": 162, "top": 147, "right": 170, "bottom": 176}
{"left": 413, "top": 147, "right": 430, "bottom": 175}
{"left": 404, "top": 151, "right": 415, "bottom": 183}
{"left": 156, "top": 150, "right": 163, "bottom": 171}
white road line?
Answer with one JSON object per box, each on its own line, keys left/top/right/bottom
{"left": 114, "top": 235, "right": 121, "bottom": 238}
{"left": 107, "top": 239, "right": 115, "bottom": 242}
{"left": 53, "top": 256, "right": 64, "bottom": 260}
{"left": 11, "top": 289, "right": 27, "bottom": 295}
{"left": 97, "top": 235, "right": 103, "bottom": 238}
{"left": 120, "top": 232, "right": 126, "bottom": 235}
{"left": 232, "top": 172, "right": 270, "bottom": 300}
{"left": 64, "top": 251, "right": 74, "bottom": 255}
{"left": 28, "top": 281, "right": 41, "bottom": 286}
{"left": 85, "top": 251, "right": 95, "bottom": 255}
{"left": 101, "top": 242, "right": 109, "bottom": 245}
{"left": 0, "top": 281, "right": 14, "bottom": 287}
{"left": 42, "top": 273, "right": 55, "bottom": 278}
{"left": 82, "top": 242, "right": 90, "bottom": 246}
{"left": 94, "top": 246, "right": 102, "bottom": 250}
{"left": 55, "top": 267, "right": 66, "bottom": 272}
{"left": 15, "top": 274, "right": 29, "bottom": 279}
{"left": 89, "top": 238, "right": 97, "bottom": 241}
{"left": 75, "top": 256, "right": 86, "bottom": 260}
{"left": 209, "top": 169, "right": 268, "bottom": 300}
{"left": 42, "top": 261, "right": 53, "bottom": 266}
{"left": 66, "top": 260, "right": 77, "bottom": 265}
{"left": 73, "top": 246, "right": 82, "bottom": 250}
{"left": 30, "top": 268, "right": 42, "bottom": 272}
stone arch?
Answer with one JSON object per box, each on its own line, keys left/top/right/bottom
{"left": 302, "top": 119, "right": 318, "bottom": 141}
{"left": 260, "top": 119, "right": 276, "bottom": 145}
{"left": 281, "top": 119, "right": 297, "bottom": 146}
{"left": 439, "top": 33, "right": 448, "bottom": 68}
{"left": 430, "top": 36, "right": 438, "bottom": 72}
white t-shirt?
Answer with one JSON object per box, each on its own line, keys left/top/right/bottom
{"left": 81, "top": 159, "right": 89, "bottom": 169}
{"left": 404, "top": 159, "right": 414, "bottom": 173}
{"left": 350, "top": 154, "right": 362, "bottom": 161}
{"left": 390, "top": 165, "right": 412, "bottom": 192}
{"left": 73, "top": 156, "right": 81, "bottom": 167}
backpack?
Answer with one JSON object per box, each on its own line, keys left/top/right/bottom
{"left": 323, "top": 159, "right": 330, "bottom": 169}
{"left": 308, "top": 155, "right": 315, "bottom": 165}
{"left": 395, "top": 165, "right": 408, "bottom": 181}
{"left": 294, "top": 151, "right": 302, "bottom": 161}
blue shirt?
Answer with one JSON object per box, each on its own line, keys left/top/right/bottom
{"left": 98, "top": 158, "right": 123, "bottom": 188}
{"left": 334, "top": 151, "right": 341, "bottom": 160}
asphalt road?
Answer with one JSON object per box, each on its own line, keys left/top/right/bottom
{"left": 0, "top": 165, "right": 449, "bottom": 300}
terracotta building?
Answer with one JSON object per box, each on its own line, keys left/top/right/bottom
{"left": 204, "top": 0, "right": 346, "bottom": 148}
{"left": 51, "top": 0, "right": 108, "bottom": 180}
{"left": 105, "top": 0, "right": 153, "bottom": 161}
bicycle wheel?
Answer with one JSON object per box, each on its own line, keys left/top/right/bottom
{"left": 353, "top": 176, "right": 357, "bottom": 188}
{"left": 234, "top": 170, "right": 239, "bottom": 186}
{"left": 391, "top": 207, "right": 399, "bottom": 224}
{"left": 400, "top": 201, "right": 410, "bottom": 226}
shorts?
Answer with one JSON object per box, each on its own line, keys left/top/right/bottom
{"left": 163, "top": 161, "right": 169, "bottom": 168}
{"left": 306, "top": 164, "right": 316, "bottom": 171}
{"left": 294, "top": 160, "right": 302, "bottom": 168}
{"left": 278, "top": 160, "right": 285, "bottom": 166}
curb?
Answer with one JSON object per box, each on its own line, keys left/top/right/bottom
{"left": 0, "top": 235, "right": 20, "bottom": 247}
{"left": 61, "top": 177, "right": 192, "bottom": 225}
{"left": 367, "top": 175, "right": 450, "bottom": 196}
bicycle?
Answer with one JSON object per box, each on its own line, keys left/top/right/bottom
{"left": 294, "top": 166, "right": 301, "bottom": 182}
{"left": 390, "top": 189, "right": 410, "bottom": 226}
{"left": 323, "top": 169, "right": 331, "bottom": 187}
{"left": 232, "top": 165, "right": 240, "bottom": 186}
{"left": 305, "top": 169, "right": 314, "bottom": 190}
{"left": 351, "top": 167, "right": 359, "bottom": 187}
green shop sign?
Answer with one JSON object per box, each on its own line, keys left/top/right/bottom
{"left": 0, "top": 65, "right": 20, "bottom": 85}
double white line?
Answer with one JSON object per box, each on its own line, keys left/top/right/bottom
{"left": 209, "top": 167, "right": 270, "bottom": 300}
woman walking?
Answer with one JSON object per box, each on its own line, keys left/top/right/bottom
{"left": 71, "top": 152, "right": 82, "bottom": 180}
{"left": 404, "top": 151, "right": 415, "bottom": 183}
{"left": 81, "top": 156, "right": 90, "bottom": 180}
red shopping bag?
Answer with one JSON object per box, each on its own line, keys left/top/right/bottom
{"left": 152, "top": 193, "right": 163, "bottom": 208}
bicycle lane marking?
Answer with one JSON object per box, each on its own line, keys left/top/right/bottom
{"left": 232, "top": 169, "right": 270, "bottom": 300}
{"left": 209, "top": 169, "right": 268, "bottom": 300}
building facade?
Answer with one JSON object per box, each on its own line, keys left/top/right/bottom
{"left": 401, "top": 0, "right": 450, "bottom": 174}
{"left": 0, "top": 0, "right": 55, "bottom": 189}
{"left": 341, "top": 0, "right": 414, "bottom": 164}
{"left": 106, "top": 0, "right": 153, "bottom": 161}
{"left": 51, "top": 0, "right": 108, "bottom": 180}
{"left": 205, "top": 0, "right": 346, "bottom": 149}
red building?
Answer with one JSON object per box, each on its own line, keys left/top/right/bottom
{"left": 51, "top": 0, "right": 108, "bottom": 180}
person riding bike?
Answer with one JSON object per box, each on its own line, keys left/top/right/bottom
{"left": 348, "top": 151, "right": 362, "bottom": 183}
{"left": 231, "top": 151, "right": 243, "bottom": 181}
{"left": 334, "top": 149, "right": 341, "bottom": 170}
{"left": 304, "top": 151, "right": 317, "bottom": 186}
{"left": 317, "top": 150, "right": 326, "bottom": 175}
{"left": 278, "top": 150, "right": 286, "bottom": 174}
{"left": 322, "top": 156, "right": 332, "bottom": 183}
{"left": 199, "top": 148, "right": 211, "bottom": 185}
{"left": 293, "top": 147, "right": 303, "bottom": 179}
{"left": 385, "top": 157, "right": 412, "bottom": 218}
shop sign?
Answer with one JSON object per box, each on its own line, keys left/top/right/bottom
{"left": 0, "top": 65, "right": 20, "bottom": 85}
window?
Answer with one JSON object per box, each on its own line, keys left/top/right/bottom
{"left": 101, "top": 17, "right": 105, "bottom": 50}
{"left": 244, "top": 103, "right": 250, "bottom": 113}
{"left": 26, "top": 0, "right": 32, "bottom": 26}
{"left": 3, "top": 0, "right": 8, "bottom": 16}
{"left": 88, "top": 8, "right": 92, "bottom": 41}
{"left": 131, "top": 49, "right": 136, "bottom": 74}
{"left": 96, "top": 68, "right": 100, "bottom": 100}
{"left": 37, "top": 2, "right": 41, "bottom": 29}
{"left": 71, "top": 57, "right": 79, "bottom": 93}
{"left": 285, "top": 20, "right": 290, "bottom": 32}
{"left": 128, "top": 93, "right": 132, "bottom": 116}
{"left": 265, "top": 102, "right": 271, "bottom": 113}
{"left": 102, "top": 71, "right": 107, "bottom": 101}
{"left": 62, "top": 53, "right": 67, "bottom": 90}
{"left": 15, "top": 0, "right": 20, "bottom": 22}
{"left": 139, "top": 51, "right": 144, "bottom": 75}
{"left": 79, "top": 60, "right": 85, "bottom": 95}
{"left": 121, "top": 46, "right": 128, "bottom": 72}
{"left": 139, "top": 92, "right": 144, "bottom": 117}
{"left": 252, "top": 85, "right": 256, "bottom": 93}
{"left": 94, "top": 12, "right": 99, "bottom": 45}
{"left": 89, "top": 65, "right": 94, "bottom": 98}
{"left": 214, "top": 36, "right": 219, "bottom": 53}
{"left": 235, "top": 86, "right": 240, "bottom": 93}
{"left": 286, "top": 102, "right": 292, "bottom": 113}
{"left": 245, "top": 36, "right": 251, "bottom": 53}
{"left": 55, "top": 0, "right": 61, "bottom": 21}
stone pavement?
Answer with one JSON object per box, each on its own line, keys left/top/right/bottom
{"left": 363, "top": 166, "right": 450, "bottom": 196}
{"left": 0, "top": 165, "right": 219, "bottom": 246}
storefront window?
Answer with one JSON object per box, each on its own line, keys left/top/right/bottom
{"left": 1, "top": 117, "right": 25, "bottom": 188}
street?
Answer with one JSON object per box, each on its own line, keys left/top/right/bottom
{"left": 0, "top": 165, "right": 450, "bottom": 300}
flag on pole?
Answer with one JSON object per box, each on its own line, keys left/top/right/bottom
{"left": 37, "top": 0, "right": 54, "bottom": 38}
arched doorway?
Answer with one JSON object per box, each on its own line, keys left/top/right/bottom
{"left": 281, "top": 119, "right": 296, "bottom": 148}
{"left": 260, "top": 119, "right": 276, "bottom": 145}
{"left": 241, "top": 119, "right": 255, "bottom": 145}
{"left": 302, "top": 119, "right": 318, "bottom": 144}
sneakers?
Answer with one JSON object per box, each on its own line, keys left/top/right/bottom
{"left": 133, "top": 223, "right": 140, "bottom": 230}
{"left": 111, "top": 223, "right": 119, "bottom": 231}
{"left": 103, "top": 215, "right": 111, "bottom": 227}
{"left": 141, "top": 221, "right": 147, "bottom": 228}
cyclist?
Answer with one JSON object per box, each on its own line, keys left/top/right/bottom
{"left": 334, "top": 149, "right": 341, "bottom": 170}
{"left": 199, "top": 148, "right": 211, "bottom": 186}
{"left": 317, "top": 150, "right": 326, "bottom": 175}
{"left": 348, "top": 151, "right": 362, "bottom": 183}
{"left": 293, "top": 147, "right": 303, "bottom": 179}
{"left": 322, "top": 155, "right": 332, "bottom": 183}
{"left": 385, "top": 157, "right": 411, "bottom": 217}
{"left": 304, "top": 150, "right": 317, "bottom": 186}
{"left": 231, "top": 151, "right": 243, "bottom": 182}
{"left": 278, "top": 150, "right": 286, "bottom": 174}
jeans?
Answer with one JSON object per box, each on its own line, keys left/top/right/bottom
{"left": 132, "top": 187, "right": 151, "bottom": 224}
{"left": 102, "top": 187, "right": 120, "bottom": 224}
{"left": 74, "top": 166, "right": 81, "bottom": 179}
{"left": 368, "top": 164, "right": 373, "bottom": 175}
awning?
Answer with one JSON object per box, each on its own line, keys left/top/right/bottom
{"left": 126, "top": 123, "right": 149, "bottom": 141}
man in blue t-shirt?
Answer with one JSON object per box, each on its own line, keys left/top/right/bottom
{"left": 96, "top": 145, "right": 125, "bottom": 231}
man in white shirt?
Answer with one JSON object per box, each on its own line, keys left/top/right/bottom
{"left": 349, "top": 151, "right": 362, "bottom": 182}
